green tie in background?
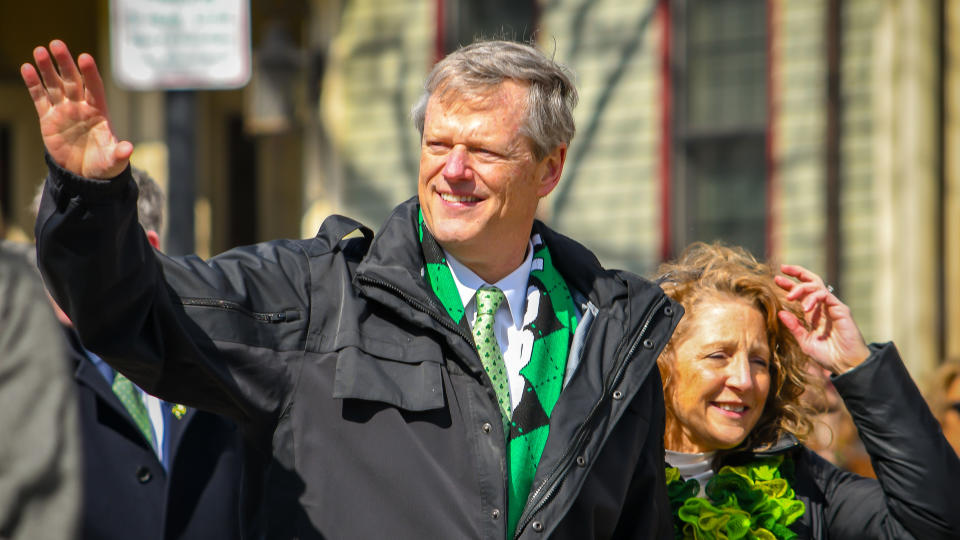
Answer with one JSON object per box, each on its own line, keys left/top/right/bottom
{"left": 112, "top": 373, "right": 156, "bottom": 448}
{"left": 474, "top": 286, "right": 512, "bottom": 420}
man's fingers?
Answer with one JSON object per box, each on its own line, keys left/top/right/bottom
{"left": 49, "top": 40, "right": 84, "bottom": 101}
{"left": 114, "top": 141, "right": 135, "bottom": 163}
{"left": 32, "top": 46, "right": 64, "bottom": 102}
{"left": 20, "top": 63, "right": 51, "bottom": 118}
{"left": 77, "top": 53, "right": 108, "bottom": 113}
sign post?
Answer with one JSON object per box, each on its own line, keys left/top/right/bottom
{"left": 110, "top": 0, "right": 251, "bottom": 254}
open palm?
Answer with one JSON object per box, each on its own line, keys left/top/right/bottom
{"left": 775, "top": 264, "right": 870, "bottom": 374}
{"left": 21, "top": 40, "right": 132, "bottom": 179}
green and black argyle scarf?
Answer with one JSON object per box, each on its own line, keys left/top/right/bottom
{"left": 418, "top": 209, "right": 579, "bottom": 535}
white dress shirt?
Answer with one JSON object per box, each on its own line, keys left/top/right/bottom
{"left": 445, "top": 243, "right": 534, "bottom": 413}
{"left": 144, "top": 393, "right": 165, "bottom": 461}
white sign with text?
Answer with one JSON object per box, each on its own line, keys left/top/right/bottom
{"left": 110, "top": 0, "right": 251, "bottom": 89}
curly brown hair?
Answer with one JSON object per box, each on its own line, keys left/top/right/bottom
{"left": 655, "top": 242, "right": 814, "bottom": 453}
{"left": 926, "top": 360, "right": 960, "bottom": 422}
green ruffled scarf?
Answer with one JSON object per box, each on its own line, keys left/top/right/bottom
{"left": 666, "top": 455, "right": 805, "bottom": 540}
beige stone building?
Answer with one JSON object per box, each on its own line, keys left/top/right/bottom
{"left": 1, "top": 0, "right": 957, "bottom": 380}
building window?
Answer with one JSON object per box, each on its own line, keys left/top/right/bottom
{"left": 672, "top": 0, "right": 768, "bottom": 258}
{"left": 438, "top": 0, "right": 538, "bottom": 56}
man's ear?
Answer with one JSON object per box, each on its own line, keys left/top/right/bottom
{"left": 537, "top": 144, "right": 567, "bottom": 198}
{"left": 145, "top": 230, "right": 161, "bottom": 250}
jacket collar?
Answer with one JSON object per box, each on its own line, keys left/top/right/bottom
{"left": 531, "top": 219, "right": 625, "bottom": 309}
{"left": 67, "top": 326, "right": 119, "bottom": 405}
{"left": 753, "top": 432, "right": 802, "bottom": 455}
{"left": 66, "top": 325, "right": 175, "bottom": 456}
{"left": 354, "top": 197, "right": 438, "bottom": 307}
{"left": 356, "top": 197, "right": 629, "bottom": 310}
{"left": 721, "top": 432, "right": 802, "bottom": 467}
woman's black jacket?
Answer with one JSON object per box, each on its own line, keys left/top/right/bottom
{"left": 722, "top": 343, "right": 960, "bottom": 539}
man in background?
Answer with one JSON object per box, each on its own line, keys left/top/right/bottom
{"left": 0, "top": 240, "right": 80, "bottom": 539}
{"left": 38, "top": 168, "right": 246, "bottom": 540}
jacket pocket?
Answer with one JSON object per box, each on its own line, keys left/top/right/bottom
{"left": 332, "top": 332, "right": 445, "bottom": 411}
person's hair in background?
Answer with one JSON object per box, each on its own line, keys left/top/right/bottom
{"left": 656, "top": 242, "right": 814, "bottom": 455}
{"left": 34, "top": 166, "right": 164, "bottom": 244}
{"left": 801, "top": 360, "right": 876, "bottom": 477}
{"left": 926, "top": 360, "right": 960, "bottom": 456}
{"left": 129, "top": 167, "right": 164, "bottom": 235}
{"left": 410, "top": 40, "right": 578, "bottom": 161}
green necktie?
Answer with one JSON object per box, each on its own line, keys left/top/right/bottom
{"left": 112, "top": 373, "right": 156, "bottom": 448}
{"left": 474, "top": 286, "right": 512, "bottom": 420}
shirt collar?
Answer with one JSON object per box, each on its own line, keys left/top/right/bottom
{"left": 85, "top": 349, "right": 116, "bottom": 385}
{"left": 444, "top": 240, "right": 534, "bottom": 327}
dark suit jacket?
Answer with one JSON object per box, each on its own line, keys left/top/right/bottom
{"left": 66, "top": 328, "right": 244, "bottom": 540}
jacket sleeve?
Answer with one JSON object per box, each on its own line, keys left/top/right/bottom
{"left": 35, "top": 156, "right": 312, "bottom": 439}
{"left": 814, "top": 342, "right": 960, "bottom": 539}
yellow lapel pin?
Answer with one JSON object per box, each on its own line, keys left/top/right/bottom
{"left": 172, "top": 404, "right": 187, "bottom": 419}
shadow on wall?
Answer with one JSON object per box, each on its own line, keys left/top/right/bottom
{"left": 552, "top": 0, "right": 660, "bottom": 215}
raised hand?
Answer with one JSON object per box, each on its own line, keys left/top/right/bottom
{"left": 774, "top": 264, "right": 870, "bottom": 375}
{"left": 20, "top": 40, "right": 132, "bottom": 179}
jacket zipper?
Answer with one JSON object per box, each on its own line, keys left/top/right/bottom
{"left": 360, "top": 273, "right": 669, "bottom": 538}
{"left": 355, "top": 275, "right": 475, "bottom": 346}
{"left": 513, "top": 295, "right": 668, "bottom": 538}
{"left": 179, "top": 297, "right": 295, "bottom": 323}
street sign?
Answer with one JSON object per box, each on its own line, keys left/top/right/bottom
{"left": 110, "top": 0, "right": 251, "bottom": 90}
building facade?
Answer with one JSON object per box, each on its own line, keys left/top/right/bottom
{"left": 1, "top": 0, "right": 957, "bottom": 379}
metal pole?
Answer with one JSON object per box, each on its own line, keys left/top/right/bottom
{"left": 165, "top": 90, "right": 196, "bottom": 255}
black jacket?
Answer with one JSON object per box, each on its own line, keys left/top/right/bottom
{"left": 721, "top": 343, "right": 960, "bottom": 539}
{"left": 64, "top": 327, "right": 244, "bottom": 540}
{"left": 36, "top": 158, "right": 683, "bottom": 539}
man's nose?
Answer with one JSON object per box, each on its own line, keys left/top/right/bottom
{"left": 442, "top": 146, "right": 471, "bottom": 180}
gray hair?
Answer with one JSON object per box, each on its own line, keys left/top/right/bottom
{"left": 131, "top": 168, "right": 164, "bottom": 234}
{"left": 411, "top": 40, "right": 578, "bottom": 161}
{"left": 33, "top": 166, "right": 164, "bottom": 233}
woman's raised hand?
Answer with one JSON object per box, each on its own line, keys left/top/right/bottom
{"left": 775, "top": 264, "right": 870, "bottom": 375}
{"left": 20, "top": 40, "right": 132, "bottom": 179}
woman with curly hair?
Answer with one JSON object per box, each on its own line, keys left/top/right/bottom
{"left": 655, "top": 242, "right": 960, "bottom": 539}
